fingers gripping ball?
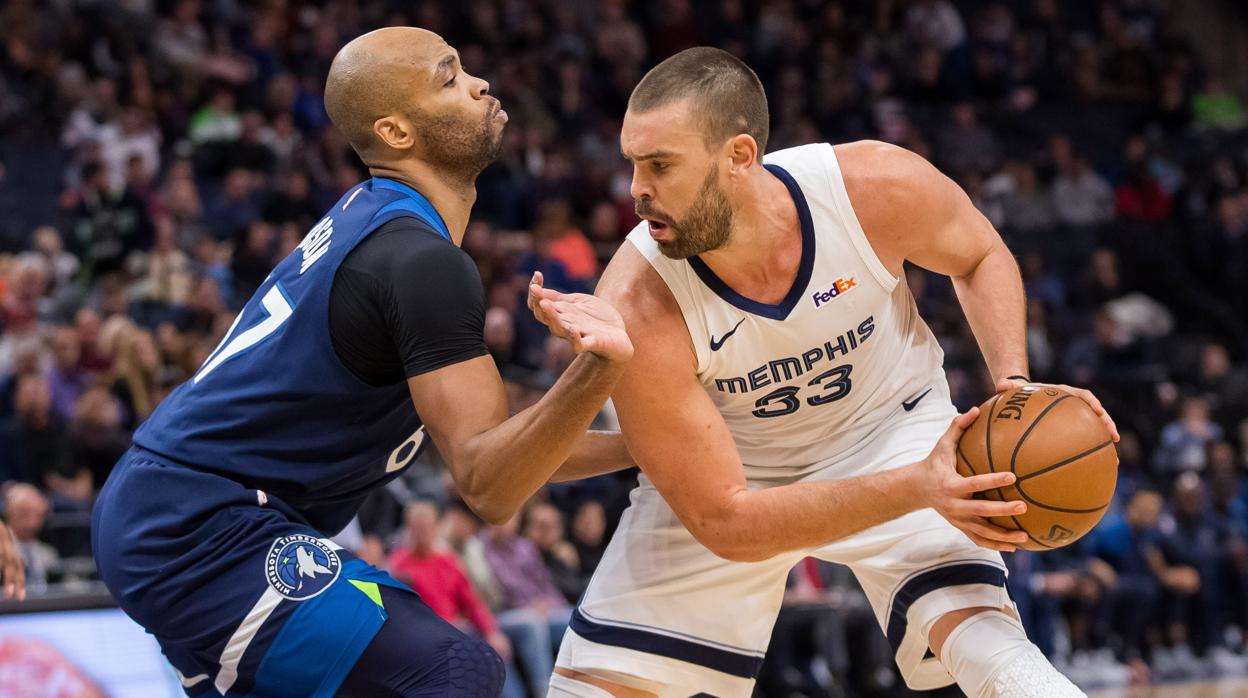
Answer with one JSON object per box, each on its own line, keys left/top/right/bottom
{"left": 956, "top": 385, "right": 1118, "bottom": 551}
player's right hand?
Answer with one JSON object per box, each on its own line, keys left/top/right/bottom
{"left": 0, "top": 520, "right": 26, "bottom": 601}
{"left": 914, "top": 408, "right": 1030, "bottom": 553}
{"left": 527, "top": 272, "right": 634, "bottom": 364}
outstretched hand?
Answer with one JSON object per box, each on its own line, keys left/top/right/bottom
{"left": 527, "top": 272, "right": 633, "bottom": 364}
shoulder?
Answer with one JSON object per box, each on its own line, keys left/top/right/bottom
{"left": 597, "top": 238, "right": 694, "bottom": 365}
{"left": 345, "top": 217, "right": 479, "bottom": 285}
{"left": 832, "top": 140, "right": 954, "bottom": 215}
{"left": 832, "top": 140, "right": 968, "bottom": 262}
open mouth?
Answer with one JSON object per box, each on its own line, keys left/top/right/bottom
{"left": 646, "top": 218, "right": 670, "bottom": 238}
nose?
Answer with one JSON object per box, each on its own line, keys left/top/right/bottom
{"left": 476, "top": 76, "right": 490, "bottom": 98}
{"left": 630, "top": 168, "right": 651, "bottom": 201}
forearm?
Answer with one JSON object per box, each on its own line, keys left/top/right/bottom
{"left": 951, "top": 241, "right": 1028, "bottom": 382}
{"left": 457, "top": 354, "right": 624, "bottom": 522}
{"left": 549, "top": 430, "right": 634, "bottom": 483}
{"left": 695, "top": 465, "right": 925, "bottom": 562}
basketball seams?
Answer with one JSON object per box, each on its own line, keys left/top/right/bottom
{"left": 1009, "top": 394, "right": 1072, "bottom": 476}
{"left": 956, "top": 444, "right": 978, "bottom": 475}
{"left": 1016, "top": 440, "right": 1114, "bottom": 483}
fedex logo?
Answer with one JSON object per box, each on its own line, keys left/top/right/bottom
{"left": 811, "top": 277, "right": 857, "bottom": 307}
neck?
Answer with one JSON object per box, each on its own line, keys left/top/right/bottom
{"left": 368, "top": 160, "right": 478, "bottom": 246}
{"left": 695, "top": 168, "right": 800, "bottom": 304}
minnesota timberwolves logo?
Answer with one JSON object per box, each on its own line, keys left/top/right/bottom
{"left": 265, "top": 534, "right": 341, "bottom": 600}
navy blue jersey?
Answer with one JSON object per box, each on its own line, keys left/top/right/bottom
{"left": 135, "top": 178, "right": 450, "bottom": 534}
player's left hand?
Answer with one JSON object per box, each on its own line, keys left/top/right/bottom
{"left": 527, "top": 272, "right": 634, "bottom": 364}
{"left": 995, "top": 378, "right": 1120, "bottom": 442}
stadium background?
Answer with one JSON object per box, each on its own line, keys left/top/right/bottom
{"left": 2, "top": 0, "right": 1248, "bottom": 696}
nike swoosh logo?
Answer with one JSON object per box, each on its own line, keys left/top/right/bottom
{"left": 710, "top": 318, "right": 746, "bottom": 352}
{"left": 901, "top": 388, "right": 933, "bottom": 411}
{"left": 176, "top": 670, "right": 210, "bottom": 688}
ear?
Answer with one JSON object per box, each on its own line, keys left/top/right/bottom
{"left": 373, "top": 114, "right": 417, "bottom": 150}
{"left": 726, "top": 133, "right": 758, "bottom": 175}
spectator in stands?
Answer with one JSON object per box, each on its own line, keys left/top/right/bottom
{"left": 522, "top": 501, "right": 584, "bottom": 604}
{"left": 68, "top": 386, "right": 126, "bottom": 490}
{"left": 1001, "top": 161, "right": 1059, "bottom": 234}
{"left": 29, "top": 226, "right": 79, "bottom": 294}
{"left": 441, "top": 499, "right": 502, "bottom": 610}
{"left": 45, "top": 326, "right": 88, "bottom": 421}
{"left": 0, "top": 374, "right": 72, "bottom": 486}
{"left": 1, "top": 253, "right": 50, "bottom": 347}
{"left": 440, "top": 501, "right": 553, "bottom": 698}
{"left": 73, "top": 308, "right": 110, "bottom": 374}
{"left": 3, "top": 483, "right": 58, "bottom": 596}
{"left": 1161, "top": 473, "right": 1223, "bottom": 657}
{"left": 69, "top": 161, "right": 153, "bottom": 282}
{"left": 570, "top": 499, "right": 607, "bottom": 577}
{"left": 1115, "top": 139, "right": 1172, "bottom": 222}
{"left": 1155, "top": 397, "right": 1224, "bottom": 475}
{"left": 108, "top": 327, "right": 161, "bottom": 430}
{"left": 481, "top": 511, "right": 572, "bottom": 659}
{"left": 532, "top": 199, "right": 597, "bottom": 287}
{"left": 1094, "top": 489, "right": 1197, "bottom": 674}
{"left": 386, "top": 502, "right": 519, "bottom": 697}
{"left": 1052, "top": 155, "right": 1115, "bottom": 229}
{"left": 935, "top": 102, "right": 999, "bottom": 177}
{"left": 1196, "top": 342, "right": 1248, "bottom": 431}
{"left": 203, "top": 168, "right": 261, "bottom": 241}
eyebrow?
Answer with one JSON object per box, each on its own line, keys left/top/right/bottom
{"left": 621, "top": 149, "right": 678, "bottom": 162}
{"left": 433, "top": 52, "right": 460, "bottom": 83}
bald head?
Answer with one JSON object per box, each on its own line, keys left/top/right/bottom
{"left": 325, "top": 27, "right": 450, "bottom": 156}
{"left": 325, "top": 26, "right": 504, "bottom": 178}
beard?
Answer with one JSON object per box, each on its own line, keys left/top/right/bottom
{"left": 412, "top": 101, "right": 504, "bottom": 182}
{"left": 637, "top": 165, "right": 734, "bottom": 260}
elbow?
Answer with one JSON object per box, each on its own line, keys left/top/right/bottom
{"left": 685, "top": 507, "right": 774, "bottom": 563}
{"left": 455, "top": 468, "right": 524, "bottom": 525}
{"left": 461, "top": 489, "right": 519, "bottom": 526}
{"left": 704, "top": 541, "right": 773, "bottom": 563}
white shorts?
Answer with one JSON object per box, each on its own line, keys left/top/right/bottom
{"left": 556, "top": 384, "right": 1012, "bottom": 697}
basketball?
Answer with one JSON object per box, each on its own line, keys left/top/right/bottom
{"left": 956, "top": 385, "right": 1119, "bottom": 551}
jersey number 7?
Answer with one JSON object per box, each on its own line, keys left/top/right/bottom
{"left": 194, "top": 284, "right": 294, "bottom": 384}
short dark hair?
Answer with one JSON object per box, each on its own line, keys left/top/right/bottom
{"left": 628, "top": 47, "right": 769, "bottom": 159}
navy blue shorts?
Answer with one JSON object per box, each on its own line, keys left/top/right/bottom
{"left": 92, "top": 447, "right": 503, "bottom": 697}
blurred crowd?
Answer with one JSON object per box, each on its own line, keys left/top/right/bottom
{"left": 2, "top": 0, "right": 1248, "bottom": 695}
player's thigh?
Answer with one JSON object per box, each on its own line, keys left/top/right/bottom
{"left": 560, "top": 480, "right": 796, "bottom": 697}
{"left": 337, "top": 584, "right": 504, "bottom": 698}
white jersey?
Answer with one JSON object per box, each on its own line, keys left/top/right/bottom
{"left": 628, "top": 143, "right": 945, "bottom": 478}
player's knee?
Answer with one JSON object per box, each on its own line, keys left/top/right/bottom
{"left": 928, "top": 605, "right": 1000, "bottom": 658}
{"left": 936, "top": 609, "right": 1085, "bottom": 698}
{"left": 441, "top": 635, "right": 506, "bottom": 697}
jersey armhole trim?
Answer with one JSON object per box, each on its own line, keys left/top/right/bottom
{"left": 822, "top": 144, "right": 900, "bottom": 292}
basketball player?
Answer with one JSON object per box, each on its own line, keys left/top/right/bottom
{"left": 92, "top": 27, "right": 633, "bottom": 697}
{"left": 535, "top": 48, "right": 1120, "bottom": 698}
